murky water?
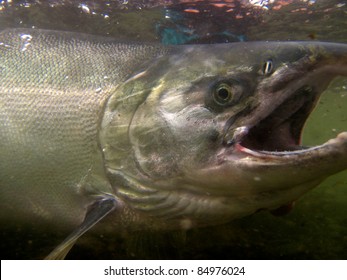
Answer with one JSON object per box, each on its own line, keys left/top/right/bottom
{"left": 0, "top": 0, "right": 346, "bottom": 259}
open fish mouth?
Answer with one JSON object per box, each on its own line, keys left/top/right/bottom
{"left": 224, "top": 55, "right": 347, "bottom": 160}
{"left": 239, "top": 86, "right": 318, "bottom": 153}
{"left": 229, "top": 86, "right": 347, "bottom": 159}
{"left": 235, "top": 87, "right": 327, "bottom": 157}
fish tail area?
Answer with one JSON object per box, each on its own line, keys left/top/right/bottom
{"left": 45, "top": 197, "right": 117, "bottom": 260}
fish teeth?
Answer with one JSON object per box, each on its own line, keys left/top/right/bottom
{"left": 224, "top": 126, "right": 249, "bottom": 146}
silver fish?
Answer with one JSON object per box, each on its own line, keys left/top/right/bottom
{"left": 0, "top": 28, "right": 346, "bottom": 259}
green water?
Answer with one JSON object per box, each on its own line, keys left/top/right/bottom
{"left": 0, "top": 0, "right": 346, "bottom": 259}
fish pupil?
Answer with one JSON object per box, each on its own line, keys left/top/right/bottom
{"left": 217, "top": 87, "right": 230, "bottom": 100}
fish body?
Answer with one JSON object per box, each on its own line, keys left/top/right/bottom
{"left": 0, "top": 29, "right": 168, "bottom": 229}
{"left": 0, "top": 28, "right": 346, "bottom": 258}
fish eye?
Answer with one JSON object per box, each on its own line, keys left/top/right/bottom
{"left": 262, "top": 59, "right": 273, "bottom": 75}
{"left": 214, "top": 83, "right": 233, "bottom": 105}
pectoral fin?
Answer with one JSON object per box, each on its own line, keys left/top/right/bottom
{"left": 45, "top": 197, "right": 117, "bottom": 260}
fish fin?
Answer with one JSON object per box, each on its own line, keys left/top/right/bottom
{"left": 45, "top": 197, "right": 117, "bottom": 260}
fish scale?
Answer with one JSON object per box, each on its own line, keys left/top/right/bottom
{"left": 0, "top": 29, "right": 168, "bottom": 228}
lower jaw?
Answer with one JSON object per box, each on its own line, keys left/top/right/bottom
{"left": 234, "top": 131, "right": 347, "bottom": 161}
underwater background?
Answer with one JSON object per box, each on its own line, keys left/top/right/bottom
{"left": 0, "top": 0, "right": 346, "bottom": 259}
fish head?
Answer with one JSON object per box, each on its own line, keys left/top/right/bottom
{"left": 101, "top": 42, "right": 347, "bottom": 227}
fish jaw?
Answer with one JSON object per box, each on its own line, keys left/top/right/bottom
{"left": 191, "top": 132, "right": 347, "bottom": 194}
